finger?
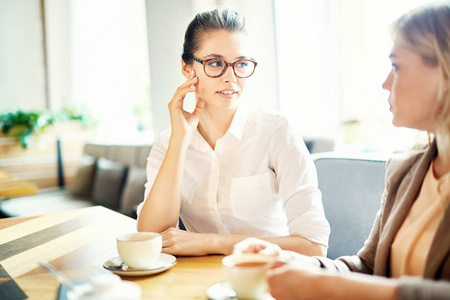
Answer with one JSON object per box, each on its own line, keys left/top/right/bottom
{"left": 170, "top": 77, "right": 198, "bottom": 107}
{"left": 161, "top": 234, "right": 172, "bottom": 248}
{"left": 160, "top": 228, "right": 175, "bottom": 247}
{"left": 189, "top": 69, "right": 196, "bottom": 79}
{"left": 161, "top": 246, "right": 176, "bottom": 255}
{"left": 267, "top": 263, "right": 291, "bottom": 277}
{"left": 259, "top": 246, "right": 280, "bottom": 257}
{"left": 176, "top": 77, "right": 198, "bottom": 94}
{"left": 192, "top": 98, "right": 205, "bottom": 117}
{"left": 271, "top": 260, "right": 287, "bottom": 269}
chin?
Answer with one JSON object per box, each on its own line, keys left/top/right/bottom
{"left": 391, "top": 119, "right": 401, "bottom": 127}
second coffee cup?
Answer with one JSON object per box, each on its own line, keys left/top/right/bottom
{"left": 222, "top": 253, "right": 276, "bottom": 299}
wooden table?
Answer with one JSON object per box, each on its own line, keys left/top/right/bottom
{"left": 0, "top": 170, "right": 38, "bottom": 199}
{"left": 0, "top": 206, "right": 225, "bottom": 299}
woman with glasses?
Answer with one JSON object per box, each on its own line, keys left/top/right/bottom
{"left": 136, "top": 6, "right": 330, "bottom": 256}
{"left": 233, "top": 2, "right": 450, "bottom": 299}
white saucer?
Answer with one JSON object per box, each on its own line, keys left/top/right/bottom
{"left": 206, "top": 282, "right": 274, "bottom": 300}
{"left": 103, "top": 253, "right": 176, "bottom": 277}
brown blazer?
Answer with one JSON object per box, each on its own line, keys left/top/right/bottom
{"left": 317, "top": 141, "right": 450, "bottom": 299}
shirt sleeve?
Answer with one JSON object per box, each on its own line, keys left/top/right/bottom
{"left": 136, "top": 131, "right": 170, "bottom": 217}
{"left": 269, "top": 117, "right": 330, "bottom": 246}
{"left": 398, "top": 277, "right": 450, "bottom": 300}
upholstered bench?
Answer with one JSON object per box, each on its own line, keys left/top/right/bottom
{"left": 0, "top": 136, "right": 334, "bottom": 219}
{"left": 0, "top": 143, "right": 152, "bottom": 218}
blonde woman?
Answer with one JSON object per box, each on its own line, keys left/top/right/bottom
{"left": 234, "top": 2, "right": 450, "bottom": 299}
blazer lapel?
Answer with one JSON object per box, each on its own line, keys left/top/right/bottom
{"left": 424, "top": 184, "right": 450, "bottom": 278}
{"left": 374, "top": 143, "right": 436, "bottom": 276}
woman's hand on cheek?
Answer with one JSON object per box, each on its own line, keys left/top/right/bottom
{"left": 168, "top": 70, "right": 202, "bottom": 139}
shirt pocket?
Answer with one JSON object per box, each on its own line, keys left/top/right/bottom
{"left": 230, "top": 171, "right": 276, "bottom": 221}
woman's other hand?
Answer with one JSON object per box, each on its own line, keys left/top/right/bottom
{"left": 267, "top": 263, "right": 324, "bottom": 300}
{"left": 233, "top": 238, "right": 282, "bottom": 256}
{"left": 161, "top": 227, "right": 213, "bottom": 256}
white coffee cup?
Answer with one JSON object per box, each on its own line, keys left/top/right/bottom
{"left": 116, "top": 232, "right": 162, "bottom": 269}
{"left": 222, "top": 254, "right": 275, "bottom": 299}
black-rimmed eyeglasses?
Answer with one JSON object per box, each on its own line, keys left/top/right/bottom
{"left": 185, "top": 53, "right": 257, "bottom": 78}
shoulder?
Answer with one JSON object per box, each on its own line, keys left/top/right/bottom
{"left": 385, "top": 141, "right": 434, "bottom": 190}
{"left": 246, "top": 106, "right": 291, "bottom": 131}
{"left": 149, "top": 127, "right": 171, "bottom": 153}
{"left": 386, "top": 143, "right": 429, "bottom": 175}
{"left": 155, "top": 127, "right": 171, "bottom": 141}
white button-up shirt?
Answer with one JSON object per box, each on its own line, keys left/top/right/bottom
{"left": 137, "top": 105, "right": 330, "bottom": 246}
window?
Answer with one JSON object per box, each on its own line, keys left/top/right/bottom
{"left": 69, "top": 0, "right": 152, "bottom": 143}
{"left": 44, "top": 0, "right": 153, "bottom": 143}
{"left": 274, "top": 0, "right": 436, "bottom": 153}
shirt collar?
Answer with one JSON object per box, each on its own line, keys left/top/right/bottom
{"left": 191, "top": 128, "right": 210, "bottom": 152}
{"left": 227, "top": 104, "right": 249, "bottom": 141}
{"left": 190, "top": 105, "right": 250, "bottom": 152}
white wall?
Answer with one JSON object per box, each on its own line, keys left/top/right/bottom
{"left": 44, "top": 0, "right": 71, "bottom": 111}
{"left": 0, "top": 0, "right": 47, "bottom": 111}
{"left": 274, "top": 0, "right": 340, "bottom": 140}
{"left": 145, "top": 0, "right": 195, "bottom": 135}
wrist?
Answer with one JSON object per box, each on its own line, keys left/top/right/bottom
{"left": 207, "top": 234, "right": 240, "bottom": 255}
{"left": 281, "top": 251, "right": 322, "bottom": 269}
{"left": 169, "top": 134, "right": 192, "bottom": 148}
{"left": 193, "top": 233, "right": 225, "bottom": 255}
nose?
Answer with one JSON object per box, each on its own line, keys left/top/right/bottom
{"left": 382, "top": 71, "right": 393, "bottom": 91}
{"left": 222, "top": 64, "right": 237, "bottom": 83}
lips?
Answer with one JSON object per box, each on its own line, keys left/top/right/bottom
{"left": 217, "top": 89, "right": 238, "bottom": 95}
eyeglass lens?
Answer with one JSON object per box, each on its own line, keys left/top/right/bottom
{"left": 205, "top": 59, "right": 256, "bottom": 78}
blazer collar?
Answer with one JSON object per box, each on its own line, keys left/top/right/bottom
{"left": 375, "top": 141, "right": 438, "bottom": 276}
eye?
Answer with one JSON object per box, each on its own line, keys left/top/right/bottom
{"left": 207, "top": 60, "right": 224, "bottom": 68}
{"left": 236, "top": 61, "right": 249, "bottom": 68}
{"left": 391, "top": 63, "right": 399, "bottom": 71}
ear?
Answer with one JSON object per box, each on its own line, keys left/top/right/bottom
{"left": 181, "top": 59, "right": 192, "bottom": 79}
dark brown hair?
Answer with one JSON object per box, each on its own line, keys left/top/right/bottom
{"left": 181, "top": 7, "right": 246, "bottom": 63}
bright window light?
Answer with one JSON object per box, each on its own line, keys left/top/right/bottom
{"left": 275, "top": 0, "right": 436, "bottom": 154}
{"left": 70, "top": 0, "right": 152, "bottom": 144}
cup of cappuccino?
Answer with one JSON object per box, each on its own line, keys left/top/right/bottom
{"left": 116, "top": 232, "right": 162, "bottom": 269}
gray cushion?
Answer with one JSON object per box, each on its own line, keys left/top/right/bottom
{"left": 136, "top": 145, "right": 152, "bottom": 167}
{"left": 92, "top": 158, "right": 128, "bottom": 210}
{"left": 70, "top": 155, "right": 96, "bottom": 198}
{"left": 107, "top": 145, "right": 138, "bottom": 166}
{"left": 84, "top": 143, "right": 108, "bottom": 158}
{"left": 119, "top": 167, "right": 146, "bottom": 218}
{"left": 313, "top": 154, "right": 386, "bottom": 259}
{"left": 304, "top": 137, "right": 335, "bottom": 153}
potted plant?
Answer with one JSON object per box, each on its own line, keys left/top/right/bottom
{"left": 0, "top": 109, "right": 95, "bottom": 148}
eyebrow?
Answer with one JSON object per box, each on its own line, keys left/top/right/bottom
{"left": 388, "top": 53, "right": 397, "bottom": 59}
{"left": 202, "top": 54, "right": 250, "bottom": 61}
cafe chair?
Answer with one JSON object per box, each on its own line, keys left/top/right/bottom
{"left": 313, "top": 152, "right": 387, "bottom": 259}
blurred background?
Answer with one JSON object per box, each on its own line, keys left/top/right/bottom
{"left": 0, "top": 0, "right": 438, "bottom": 174}
{"left": 1, "top": 0, "right": 437, "bottom": 150}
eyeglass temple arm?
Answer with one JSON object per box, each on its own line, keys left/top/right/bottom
{"left": 184, "top": 53, "right": 204, "bottom": 64}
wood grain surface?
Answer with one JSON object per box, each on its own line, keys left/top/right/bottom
{"left": 0, "top": 206, "right": 225, "bottom": 300}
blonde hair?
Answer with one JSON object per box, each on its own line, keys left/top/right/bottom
{"left": 392, "top": 2, "right": 450, "bottom": 203}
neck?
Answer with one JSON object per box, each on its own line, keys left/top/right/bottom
{"left": 198, "top": 105, "right": 237, "bottom": 149}
{"left": 433, "top": 134, "right": 450, "bottom": 179}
